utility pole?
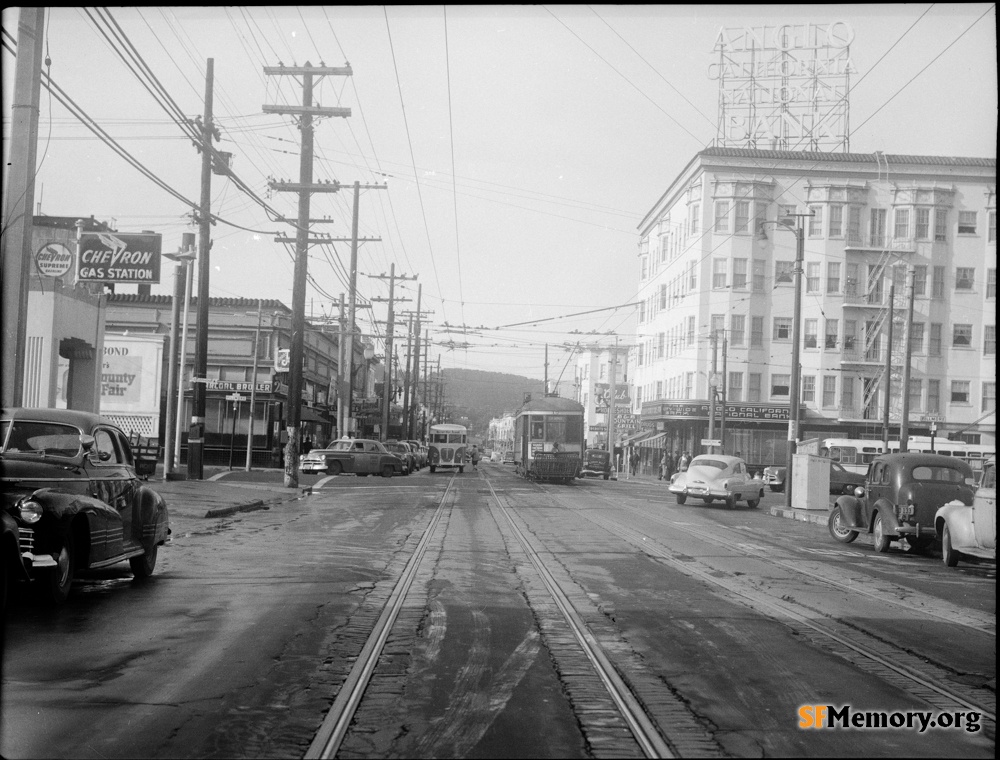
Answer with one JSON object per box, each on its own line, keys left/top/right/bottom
{"left": 370, "top": 266, "right": 415, "bottom": 440}
{"left": 708, "top": 331, "right": 718, "bottom": 453}
{"left": 402, "top": 315, "right": 414, "bottom": 438}
{"left": 337, "top": 293, "right": 346, "bottom": 439}
{"left": 898, "top": 267, "right": 916, "bottom": 451}
{"left": 398, "top": 286, "right": 431, "bottom": 439}
{"left": 881, "top": 282, "right": 896, "bottom": 453}
{"left": 720, "top": 332, "right": 728, "bottom": 454}
{"left": 245, "top": 298, "right": 263, "bottom": 470}
{"left": 607, "top": 339, "right": 619, "bottom": 471}
{"left": 264, "top": 62, "right": 351, "bottom": 488}
{"left": 188, "top": 59, "right": 218, "bottom": 481}
{"left": 2, "top": 7, "right": 45, "bottom": 407}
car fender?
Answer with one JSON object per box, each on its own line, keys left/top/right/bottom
{"left": 870, "top": 498, "right": 902, "bottom": 535}
{"left": 136, "top": 484, "right": 171, "bottom": 548}
{"left": 833, "top": 495, "right": 865, "bottom": 529}
{"left": 935, "top": 502, "right": 976, "bottom": 547}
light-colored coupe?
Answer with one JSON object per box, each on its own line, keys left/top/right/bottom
{"left": 668, "top": 454, "right": 764, "bottom": 509}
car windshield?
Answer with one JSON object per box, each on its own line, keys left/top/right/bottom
{"left": 1, "top": 421, "right": 83, "bottom": 457}
{"left": 691, "top": 459, "right": 726, "bottom": 471}
{"left": 911, "top": 465, "right": 968, "bottom": 483}
{"left": 330, "top": 441, "right": 356, "bottom": 452}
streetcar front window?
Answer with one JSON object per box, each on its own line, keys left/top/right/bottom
{"left": 530, "top": 417, "right": 544, "bottom": 440}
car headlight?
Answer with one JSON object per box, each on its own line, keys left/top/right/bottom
{"left": 18, "top": 499, "right": 43, "bottom": 524}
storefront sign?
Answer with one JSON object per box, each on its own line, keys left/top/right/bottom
{"left": 35, "top": 241, "right": 74, "bottom": 277}
{"left": 204, "top": 379, "right": 273, "bottom": 394}
{"left": 77, "top": 231, "right": 162, "bottom": 283}
{"left": 642, "top": 401, "right": 792, "bottom": 421}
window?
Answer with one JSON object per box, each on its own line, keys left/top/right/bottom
{"left": 927, "top": 380, "right": 940, "bottom": 413}
{"left": 689, "top": 204, "right": 700, "bottom": 235}
{"left": 894, "top": 208, "right": 910, "bottom": 239}
{"left": 825, "top": 318, "right": 839, "bottom": 349}
{"left": 934, "top": 208, "right": 948, "bottom": 241}
{"left": 801, "top": 375, "right": 816, "bottom": 403}
{"left": 715, "top": 201, "right": 730, "bottom": 232}
{"left": 826, "top": 262, "right": 840, "bottom": 293}
{"left": 773, "top": 317, "right": 792, "bottom": 340}
{"left": 984, "top": 382, "right": 997, "bottom": 413}
{"left": 929, "top": 323, "right": 942, "bottom": 356}
{"left": 908, "top": 379, "right": 922, "bottom": 413}
{"left": 713, "top": 258, "right": 728, "bottom": 288}
{"left": 985, "top": 325, "right": 996, "bottom": 355}
{"left": 779, "top": 204, "right": 797, "bottom": 223}
{"left": 844, "top": 319, "right": 857, "bottom": 350}
{"left": 656, "top": 381, "right": 663, "bottom": 399}
{"left": 733, "top": 258, "right": 748, "bottom": 289}
{"left": 958, "top": 210, "right": 977, "bottom": 234}
{"left": 685, "top": 372, "right": 694, "bottom": 398}
{"left": 775, "top": 260, "right": 794, "bottom": 283}
{"left": 989, "top": 268, "right": 997, "bottom": 299}
{"left": 804, "top": 319, "right": 818, "bottom": 348}
{"left": 687, "top": 315, "right": 695, "bottom": 345}
{"left": 909, "top": 322, "right": 924, "bottom": 354}
{"left": 932, "top": 266, "right": 945, "bottom": 298}
{"left": 734, "top": 201, "right": 750, "bottom": 233}
{"left": 771, "top": 374, "right": 790, "bottom": 397}
{"left": 657, "top": 332, "right": 665, "bottom": 359}
{"left": 953, "top": 324, "right": 972, "bottom": 347}
{"left": 806, "top": 262, "right": 820, "bottom": 292}
{"left": 990, "top": 210, "right": 997, "bottom": 243}
{"left": 728, "top": 372, "right": 743, "bottom": 402}
{"left": 94, "top": 429, "right": 121, "bottom": 465}
{"left": 955, "top": 267, "right": 975, "bottom": 290}
{"left": 915, "top": 208, "right": 930, "bottom": 240}
{"left": 659, "top": 283, "right": 667, "bottom": 309}
{"left": 638, "top": 300, "right": 646, "bottom": 323}
{"left": 808, "top": 206, "right": 823, "bottom": 237}
{"left": 730, "top": 315, "right": 745, "bottom": 346}
{"left": 848, "top": 206, "right": 862, "bottom": 243}
{"left": 748, "top": 373, "right": 762, "bottom": 402}
{"left": 711, "top": 314, "right": 725, "bottom": 339}
{"left": 753, "top": 201, "right": 767, "bottom": 234}
{"left": 752, "top": 259, "right": 765, "bottom": 292}
{"left": 829, "top": 205, "right": 843, "bottom": 237}
{"left": 688, "top": 260, "right": 697, "bottom": 289}
{"left": 640, "top": 257, "right": 648, "bottom": 280}
{"left": 751, "top": 316, "right": 764, "bottom": 348}
{"left": 951, "top": 381, "right": 971, "bottom": 404}
{"left": 913, "top": 264, "right": 927, "bottom": 296}
{"left": 822, "top": 376, "right": 837, "bottom": 408}
{"left": 870, "top": 208, "right": 886, "bottom": 246}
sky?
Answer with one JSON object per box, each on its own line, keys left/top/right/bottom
{"left": 3, "top": 4, "right": 997, "bottom": 382}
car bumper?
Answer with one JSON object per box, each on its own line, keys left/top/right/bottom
{"left": 300, "top": 463, "right": 327, "bottom": 473}
{"left": 669, "top": 485, "right": 727, "bottom": 498}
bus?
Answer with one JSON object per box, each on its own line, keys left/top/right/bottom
{"left": 820, "top": 436, "right": 995, "bottom": 478}
{"left": 428, "top": 423, "right": 468, "bottom": 474}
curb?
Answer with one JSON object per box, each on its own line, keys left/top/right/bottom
{"left": 768, "top": 506, "right": 830, "bottom": 526}
{"left": 204, "top": 499, "right": 270, "bottom": 519}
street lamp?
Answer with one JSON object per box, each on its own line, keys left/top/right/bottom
{"left": 759, "top": 212, "right": 812, "bottom": 509}
{"left": 162, "top": 236, "right": 196, "bottom": 478}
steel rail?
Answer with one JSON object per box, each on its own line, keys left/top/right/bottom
{"left": 304, "top": 475, "right": 456, "bottom": 759}
{"left": 483, "top": 476, "right": 675, "bottom": 759}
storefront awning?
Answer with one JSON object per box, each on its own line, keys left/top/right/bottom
{"left": 638, "top": 432, "right": 667, "bottom": 447}
{"left": 621, "top": 430, "right": 653, "bottom": 445}
{"left": 300, "top": 406, "right": 330, "bottom": 424}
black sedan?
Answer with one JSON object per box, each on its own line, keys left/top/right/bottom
{"left": 1, "top": 407, "right": 171, "bottom": 603}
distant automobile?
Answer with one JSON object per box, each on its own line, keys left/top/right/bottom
{"left": 384, "top": 441, "right": 416, "bottom": 474}
{"left": 763, "top": 460, "right": 865, "bottom": 495}
{"left": 299, "top": 438, "right": 403, "bottom": 477}
{"left": 828, "top": 453, "right": 975, "bottom": 554}
{"left": 579, "top": 448, "right": 612, "bottom": 480}
{"left": 403, "top": 440, "right": 427, "bottom": 469}
{"left": 668, "top": 455, "right": 764, "bottom": 509}
{"left": 1, "top": 407, "right": 171, "bottom": 603}
{"left": 935, "top": 457, "right": 996, "bottom": 567}
{"left": 502, "top": 450, "right": 515, "bottom": 464}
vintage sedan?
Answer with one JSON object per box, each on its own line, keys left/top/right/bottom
{"left": 1, "top": 408, "right": 170, "bottom": 603}
{"left": 579, "top": 448, "right": 613, "bottom": 480}
{"left": 299, "top": 438, "right": 403, "bottom": 477}
{"left": 384, "top": 441, "right": 416, "bottom": 475}
{"left": 763, "top": 461, "right": 864, "bottom": 495}
{"left": 828, "top": 453, "right": 975, "bottom": 553}
{"left": 668, "top": 454, "right": 764, "bottom": 509}
{"left": 935, "top": 457, "right": 996, "bottom": 567}
{"left": 404, "top": 440, "right": 427, "bottom": 469}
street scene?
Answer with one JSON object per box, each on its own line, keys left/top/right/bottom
{"left": 2, "top": 5, "right": 996, "bottom": 759}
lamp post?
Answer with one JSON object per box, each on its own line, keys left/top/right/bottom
{"left": 162, "top": 235, "right": 196, "bottom": 478}
{"left": 759, "top": 212, "right": 812, "bottom": 509}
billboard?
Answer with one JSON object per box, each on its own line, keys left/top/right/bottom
{"left": 100, "top": 335, "right": 163, "bottom": 415}
{"left": 77, "top": 231, "right": 162, "bottom": 284}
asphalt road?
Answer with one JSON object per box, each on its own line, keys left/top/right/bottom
{"left": 2, "top": 464, "right": 995, "bottom": 758}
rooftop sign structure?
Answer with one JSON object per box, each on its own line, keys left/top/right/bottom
{"left": 711, "top": 22, "right": 855, "bottom": 152}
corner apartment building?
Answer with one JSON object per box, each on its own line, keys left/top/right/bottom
{"left": 633, "top": 147, "right": 996, "bottom": 469}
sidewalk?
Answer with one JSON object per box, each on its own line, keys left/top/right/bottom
{"left": 145, "top": 464, "right": 303, "bottom": 519}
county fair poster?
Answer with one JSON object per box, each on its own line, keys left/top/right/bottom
{"left": 99, "top": 335, "right": 163, "bottom": 416}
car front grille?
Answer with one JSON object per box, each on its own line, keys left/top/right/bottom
{"left": 18, "top": 527, "right": 35, "bottom": 554}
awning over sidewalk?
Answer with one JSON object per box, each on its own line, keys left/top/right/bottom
{"left": 621, "top": 430, "right": 653, "bottom": 445}
{"left": 299, "top": 406, "right": 330, "bottom": 424}
{"left": 638, "top": 432, "right": 667, "bottom": 447}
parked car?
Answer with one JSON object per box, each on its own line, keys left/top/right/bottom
{"left": 404, "top": 440, "right": 427, "bottom": 469}
{"left": 935, "top": 457, "right": 996, "bottom": 567}
{"left": 384, "top": 441, "right": 416, "bottom": 474}
{"left": 579, "top": 448, "right": 613, "bottom": 480}
{"left": 502, "top": 450, "right": 515, "bottom": 464}
{"left": 828, "top": 453, "right": 975, "bottom": 553}
{"left": 763, "top": 461, "right": 864, "bottom": 495}
{"left": 668, "top": 455, "right": 764, "bottom": 509}
{"left": 1, "top": 407, "right": 171, "bottom": 603}
{"left": 299, "top": 438, "right": 403, "bottom": 477}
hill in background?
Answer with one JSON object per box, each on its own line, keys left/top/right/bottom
{"left": 439, "top": 368, "right": 551, "bottom": 438}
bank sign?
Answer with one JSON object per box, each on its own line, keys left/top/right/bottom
{"left": 643, "top": 401, "right": 792, "bottom": 421}
{"left": 78, "top": 231, "right": 162, "bottom": 284}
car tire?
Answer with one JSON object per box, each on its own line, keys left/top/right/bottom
{"left": 129, "top": 544, "right": 158, "bottom": 579}
{"left": 872, "top": 513, "right": 892, "bottom": 553}
{"left": 726, "top": 493, "right": 736, "bottom": 510}
{"left": 603, "top": 474, "right": 610, "bottom": 480}
{"left": 42, "top": 537, "right": 75, "bottom": 604}
{"left": 676, "top": 493, "right": 687, "bottom": 505}
{"left": 328, "top": 461, "right": 343, "bottom": 476}
{"left": 459, "top": 466, "right": 465, "bottom": 474}
{"left": 430, "top": 465, "right": 436, "bottom": 473}
{"left": 769, "top": 484, "right": 783, "bottom": 493}
{"left": 942, "top": 524, "right": 961, "bottom": 567}
{"left": 381, "top": 465, "right": 394, "bottom": 478}
{"left": 828, "top": 506, "right": 859, "bottom": 544}
{"left": 747, "top": 493, "right": 760, "bottom": 509}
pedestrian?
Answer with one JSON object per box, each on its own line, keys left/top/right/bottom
{"left": 471, "top": 444, "right": 481, "bottom": 470}
{"left": 679, "top": 451, "right": 691, "bottom": 472}
{"left": 659, "top": 451, "right": 671, "bottom": 481}
{"left": 629, "top": 449, "right": 639, "bottom": 476}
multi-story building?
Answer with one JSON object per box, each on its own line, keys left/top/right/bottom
{"left": 573, "top": 347, "right": 636, "bottom": 449}
{"left": 634, "top": 147, "right": 996, "bottom": 470}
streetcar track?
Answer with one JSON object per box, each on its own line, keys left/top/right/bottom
{"left": 527, "top": 482, "right": 996, "bottom": 727}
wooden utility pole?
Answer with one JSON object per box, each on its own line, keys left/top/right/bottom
{"left": 188, "top": 58, "right": 218, "bottom": 481}
{"left": 369, "top": 265, "right": 416, "bottom": 440}
{"left": 264, "top": 63, "right": 351, "bottom": 487}
{"left": 2, "top": 7, "right": 45, "bottom": 407}
{"left": 399, "top": 287, "right": 431, "bottom": 439}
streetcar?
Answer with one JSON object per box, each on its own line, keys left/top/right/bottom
{"left": 513, "top": 394, "right": 584, "bottom": 483}
{"left": 428, "top": 423, "right": 468, "bottom": 473}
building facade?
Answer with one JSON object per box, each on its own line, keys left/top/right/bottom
{"left": 633, "top": 148, "right": 996, "bottom": 470}
{"left": 573, "top": 347, "right": 637, "bottom": 449}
